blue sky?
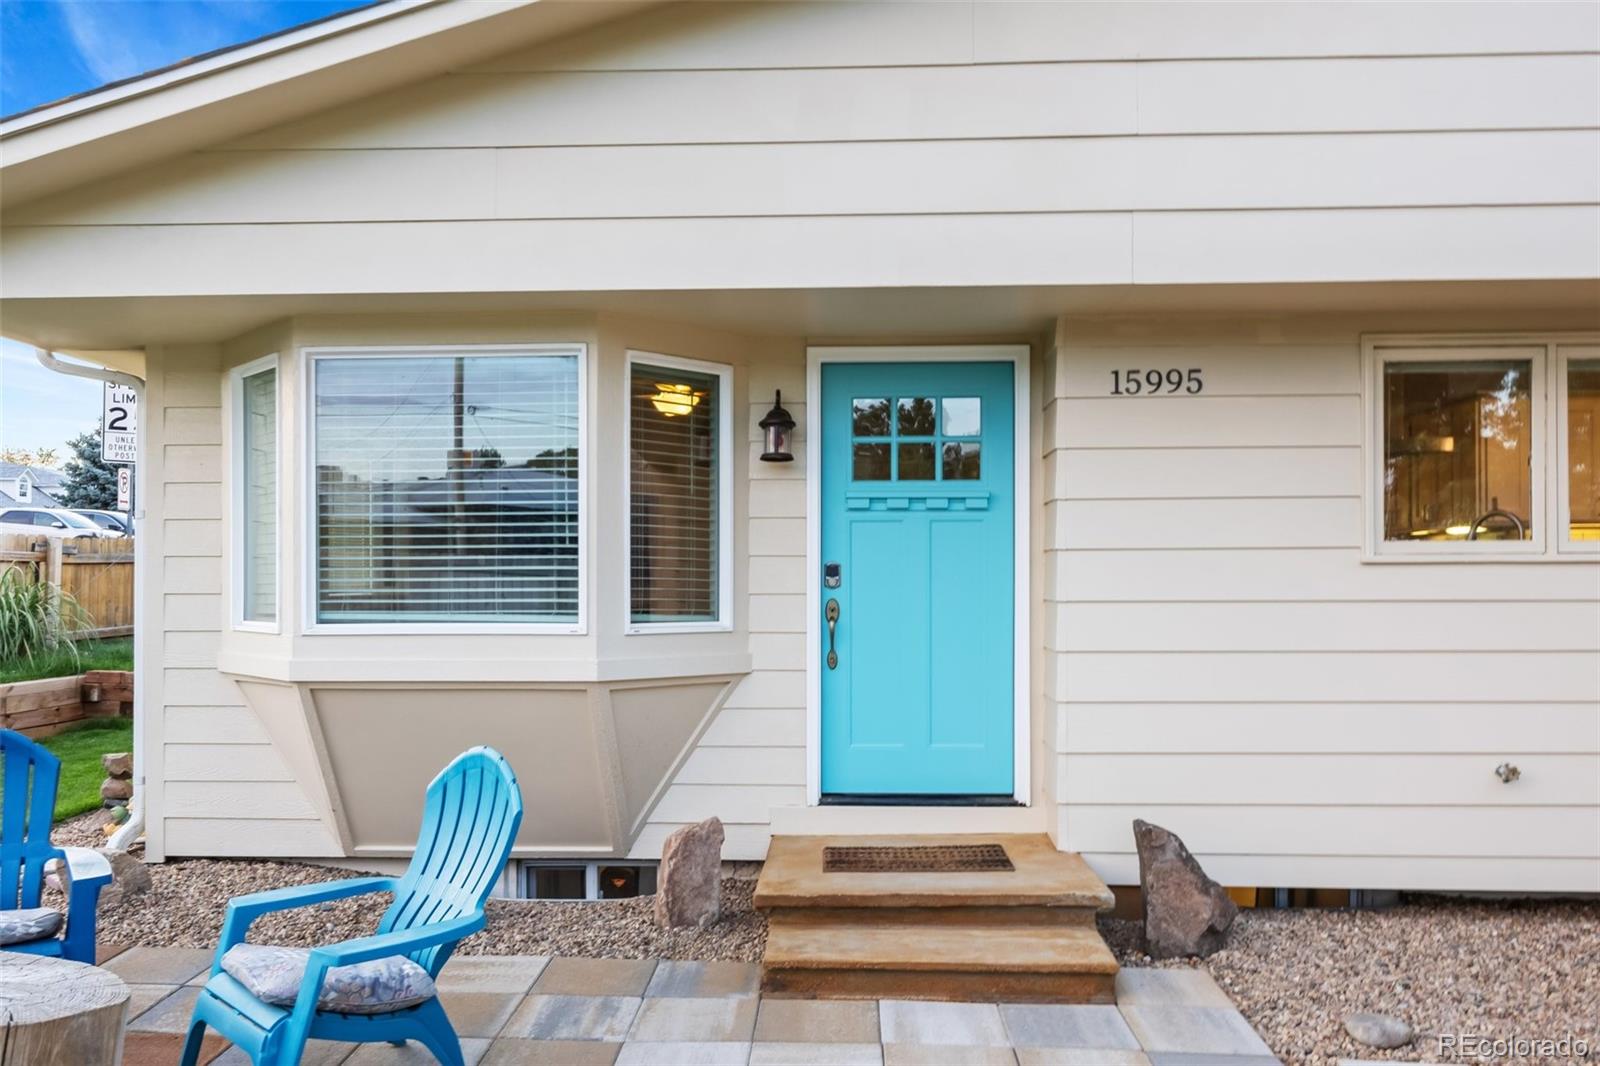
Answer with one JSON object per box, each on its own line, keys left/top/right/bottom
{"left": 1, "top": 2, "right": 370, "bottom": 460}
{"left": 1, "top": 0, "right": 370, "bottom": 116}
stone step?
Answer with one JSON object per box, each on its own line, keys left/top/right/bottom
{"left": 761, "top": 909, "right": 1119, "bottom": 1003}
{"left": 753, "top": 833, "right": 1115, "bottom": 911}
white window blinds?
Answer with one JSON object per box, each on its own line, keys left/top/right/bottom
{"left": 629, "top": 360, "right": 723, "bottom": 624}
{"left": 312, "top": 349, "right": 581, "bottom": 625}
{"left": 241, "top": 366, "right": 277, "bottom": 623}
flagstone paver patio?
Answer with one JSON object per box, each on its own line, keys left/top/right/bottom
{"left": 101, "top": 946, "right": 1281, "bottom": 1066}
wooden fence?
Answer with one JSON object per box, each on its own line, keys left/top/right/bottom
{"left": 0, "top": 534, "right": 134, "bottom": 637}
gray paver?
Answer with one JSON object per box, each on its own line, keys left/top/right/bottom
{"left": 1016, "top": 1051, "right": 1151, "bottom": 1066}
{"left": 211, "top": 1039, "right": 354, "bottom": 1065}
{"left": 532, "top": 957, "right": 657, "bottom": 997}
{"left": 1145, "top": 1054, "right": 1283, "bottom": 1066}
{"left": 1001, "top": 1004, "right": 1141, "bottom": 1050}
{"left": 1120, "top": 1006, "right": 1275, "bottom": 1057}
{"left": 1115, "top": 970, "right": 1235, "bottom": 1010}
{"left": 879, "top": 1001, "right": 1010, "bottom": 1047}
{"left": 125, "top": 982, "right": 182, "bottom": 1023}
{"left": 438, "top": 991, "right": 526, "bottom": 1037}
{"left": 751, "top": 1042, "right": 883, "bottom": 1065}
{"left": 615, "top": 1042, "right": 752, "bottom": 1065}
{"left": 481, "top": 1039, "right": 622, "bottom": 1065}
{"left": 502, "top": 994, "right": 642, "bottom": 1041}
{"left": 629, "top": 996, "right": 759, "bottom": 1042}
{"left": 436, "top": 955, "right": 552, "bottom": 995}
{"left": 883, "top": 1045, "right": 1018, "bottom": 1065}
{"left": 646, "top": 960, "right": 762, "bottom": 998}
{"left": 102, "top": 946, "right": 214, "bottom": 985}
{"left": 754, "top": 999, "right": 881, "bottom": 1044}
{"left": 125, "top": 985, "right": 201, "bottom": 1033}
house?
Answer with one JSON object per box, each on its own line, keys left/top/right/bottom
{"left": 2, "top": 0, "right": 1597, "bottom": 908}
{"left": 0, "top": 463, "right": 66, "bottom": 508}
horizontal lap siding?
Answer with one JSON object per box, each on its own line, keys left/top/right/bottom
{"left": 7, "top": 5, "right": 1596, "bottom": 295}
{"left": 631, "top": 362, "right": 808, "bottom": 861}
{"left": 153, "top": 352, "right": 332, "bottom": 858}
{"left": 1048, "top": 326, "right": 1600, "bottom": 892}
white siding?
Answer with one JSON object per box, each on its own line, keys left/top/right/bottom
{"left": 632, "top": 360, "right": 809, "bottom": 860}
{"left": 1046, "top": 319, "right": 1600, "bottom": 892}
{"left": 149, "top": 347, "right": 335, "bottom": 859}
{"left": 4, "top": 3, "right": 1596, "bottom": 296}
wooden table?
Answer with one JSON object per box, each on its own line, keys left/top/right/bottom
{"left": 0, "top": 953, "right": 129, "bottom": 1065}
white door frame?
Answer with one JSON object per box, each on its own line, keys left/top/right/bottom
{"left": 804, "top": 344, "right": 1032, "bottom": 806}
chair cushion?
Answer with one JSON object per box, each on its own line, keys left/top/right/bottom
{"left": 0, "top": 907, "right": 62, "bottom": 945}
{"left": 221, "top": 943, "right": 436, "bottom": 1015}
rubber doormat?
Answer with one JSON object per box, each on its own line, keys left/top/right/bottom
{"left": 822, "top": 843, "right": 1014, "bottom": 873}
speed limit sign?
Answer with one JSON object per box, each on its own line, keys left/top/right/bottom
{"left": 102, "top": 383, "right": 138, "bottom": 464}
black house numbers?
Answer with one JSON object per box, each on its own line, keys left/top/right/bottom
{"left": 1109, "top": 368, "right": 1204, "bottom": 395}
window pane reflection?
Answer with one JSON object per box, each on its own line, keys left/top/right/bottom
{"left": 1383, "top": 360, "right": 1533, "bottom": 542}
{"left": 852, "top": 398, "right": 890, "bottom": 437}
{"left": 943, "top": 441, "right": 981, "bottom": 480}
{"left": 853, "top": 443, "right": 890, "bottom": 480}
{"left": 898, "top": 443, "right": 936, "bottom": 480}
{"left": 897, "top": 397, "right": 937, "bottom": 436}
{"left": 1569, "top": 360, "right": 1600, "bottom": 541}
{"left": 942, "top": 397, "right": 981, "bottom": 437}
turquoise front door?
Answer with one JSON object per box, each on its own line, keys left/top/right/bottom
{"left": 819, "top": 361, "right": 1015, "bottom": 797}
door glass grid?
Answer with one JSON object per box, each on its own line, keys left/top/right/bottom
{"left": 852, "top": 396, "right": 981, "bottom": 481}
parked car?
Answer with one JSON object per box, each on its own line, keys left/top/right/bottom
{"left": 0, "top": 507, "right": 119, "bottom": 539}
{"left": 71, "top": 509, "right": 132, "bottom": 535}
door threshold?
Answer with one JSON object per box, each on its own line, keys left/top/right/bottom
{"left": 820, "top": 794, "right": 1020, "bottom": 808}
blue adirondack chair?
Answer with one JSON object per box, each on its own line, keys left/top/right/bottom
{"left": 182, "top": 746, "right": 523, "bottom": 1066}
{"left": 0, "top": 728, "right": 114, "bottom": 963}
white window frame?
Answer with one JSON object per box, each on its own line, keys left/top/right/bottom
{"left": 300, "top": 343, "right": 589, "bottom": 635}
{"left": 1556, "top": 342, "right": 1600, "bottom": 556}
{"left": 229, "top": 354, "right": 281, "bottom": 633}
{"left": 1363, "top": 332, "right": 1600, "bottom": 562}
{"left": 622, "top": 350, "right": 734, "bottom": 635}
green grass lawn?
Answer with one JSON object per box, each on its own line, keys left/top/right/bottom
{"left": 36, "top": 718, "right": 135, "bottom": 821}
{"left": 0, "top": 637, "right": 134, "bottom": 684}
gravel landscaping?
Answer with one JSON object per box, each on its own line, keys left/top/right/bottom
{"left": 56, "top": 811, "right": 1598, "bottom": 1064}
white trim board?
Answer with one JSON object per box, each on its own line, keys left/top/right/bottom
{"left": 804, "top": 344, "right": 1032, "bottom": 807}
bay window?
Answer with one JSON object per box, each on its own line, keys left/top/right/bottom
{"left": 309, "top": 346, "right": 583, "bottom": 627}
{"left": 1562, "top": 347, "right": 1600, "bottom": 549}
{"left": 232, "top": 357, "right": 279, "bottom": 627}
{"left": 626, "top": 352, "right": 731, "bottom": 629}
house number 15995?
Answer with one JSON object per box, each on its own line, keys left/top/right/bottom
{"left": 1110, "top": 368, "right": 1204, "bottom": 395}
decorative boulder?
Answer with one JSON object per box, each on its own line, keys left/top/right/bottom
{"left": 100, "top": 778, "right": 133, "bottom": 803}
{"left": 654, "top": 816, "right": 724, "bottom": 929}
{"left": 1133, "top": 819, "right": 1238, "bottom": 959}
{"left": 101, "top": 752, "right": 133, "bottom": 778}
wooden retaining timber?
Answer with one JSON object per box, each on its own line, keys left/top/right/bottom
{"left": 0, "top": 533, "right": 135, "bottom": 638}
{"left": 0, "top": 671, "right": 133, "bottom": 738}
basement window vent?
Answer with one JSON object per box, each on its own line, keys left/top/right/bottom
{"left": 520, "top": 861, "right": 659, "bottom": 901}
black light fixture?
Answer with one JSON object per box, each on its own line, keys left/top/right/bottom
{"left": 759, "top": 390, "right": 796, "bottom": 462}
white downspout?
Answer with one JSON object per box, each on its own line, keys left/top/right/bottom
{"left": 35, "top": 349, "right": 148, "bottom": 853}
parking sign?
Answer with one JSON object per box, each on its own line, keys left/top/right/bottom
{"left": 116, "top": 467, "right": 132, "bottom": 511}
{"left": 103, "top": 383, "right": 138, "bottom": 464}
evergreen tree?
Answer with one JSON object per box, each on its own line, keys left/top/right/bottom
{"left": 59, "top": 424, "right": 119, "bottom": 509}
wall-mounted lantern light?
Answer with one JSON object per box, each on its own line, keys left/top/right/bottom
{"left": 759, "top": 390, "right": 796, "bottom": 462}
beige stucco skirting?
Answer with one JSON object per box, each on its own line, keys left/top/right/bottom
{"left": 227, "top": 675, "right": 741, "bottom": 859}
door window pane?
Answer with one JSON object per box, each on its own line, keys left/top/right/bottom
{"left": 943, "top": 441, "right": 981, "bottom": 480}
{"left": 1382, "top": 360, "right": 1533, "bottom": 542}
{"left": 898, "top": 443, "right": 936, "bottom": 480}
{"left": 630, "top": 361, "right": 722, "bottom": 624}
{"left": 241, "top": 366, "right": 277, "bottom": 623}
{"left": 313, "top": 350, "right": 580, "bottom": 624}
{"left": 897, "top": 397, "right": 937, "bottom": 436}
{"left": 942, "top": 397, "right": 981, "bottom": 437}
{"left": 1568, "top": 360, "right": 1600, "bottom": 542}
{"left": 853, "top": 443, "right": 890, "bottom": 480}
{"left": 852, "top": 398, "right": 891, "bottom": 437}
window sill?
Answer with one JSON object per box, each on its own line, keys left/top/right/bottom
{"left": 625, "top": 621, "right": 734, "bottom": 635}
{"left": 217, "top": 648, "right": 752, "bottom": 683}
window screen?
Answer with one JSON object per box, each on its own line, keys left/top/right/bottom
{"left": 312, "top": 350, "right": 581, "bottom": 624}
{"left": 241, "top": 366, "right": 277, "bottom": 623}
{"left": 629, "top": 361, "right": 722, "bottom": 624}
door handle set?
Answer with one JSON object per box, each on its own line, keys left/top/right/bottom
{"left": 825, "top": 598, "right": 840, "bottom": 670}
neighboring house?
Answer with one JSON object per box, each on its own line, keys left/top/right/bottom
{"left": 0, "top": 463, "right": 66, "bottom": 508}
{"left": 1, "top": 0, "right": 1596, "bottom": 899}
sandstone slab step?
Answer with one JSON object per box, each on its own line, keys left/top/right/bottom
{"left": 754, "top": 834, "right": 1115, "bottom": 911}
